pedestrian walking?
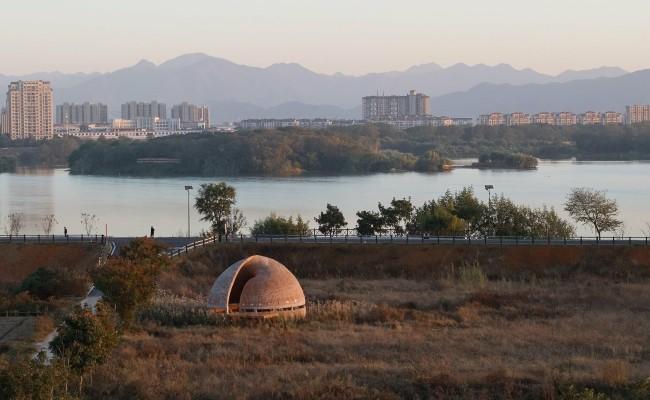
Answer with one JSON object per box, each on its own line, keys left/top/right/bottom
{"left": 64, "top": 226, "right": 68, "bottom": 237}
{"left": 150, "top": 226, "right": 155, "bottom": 238}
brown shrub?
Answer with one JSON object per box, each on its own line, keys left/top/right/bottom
{"left": 600, "top": 360, "right": 629, "bottom": 386}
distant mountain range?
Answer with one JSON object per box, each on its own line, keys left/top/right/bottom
{"left": 2, "top": 53, "right": 648, "bottom": 123}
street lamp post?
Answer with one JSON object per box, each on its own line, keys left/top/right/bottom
{"left": 485, "top": 185, "right": 494, "bottom": 236}
{"left": 484, "top": 185, "right": 494, "bottom": 209}
{"left": 184, "top": 185, "right": 193, "bottom": 237}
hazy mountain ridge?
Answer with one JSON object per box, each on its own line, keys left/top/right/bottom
{"left": 429, "top": 69, "right": 650, "bottom": 117}
{"left": 0, "top": 53, "right": 640, "bottom": 122}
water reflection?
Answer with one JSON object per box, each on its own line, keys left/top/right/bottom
{"left": 1, "top": 161, "right": 649, "bottom": 236}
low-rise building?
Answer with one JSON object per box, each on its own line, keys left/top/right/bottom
{"left": 506, "top": 112, "right": 531, "bottom": 126}
{"left": 578, "top": 111, "right": 601, "bottom": 125}
{"left": 602, "top": 111, "right": 624, "bottom": 125}
{"left": 532, "top": 112, "right": 555, "bottom": 125}
{"left": 478, "top": 113, "right": 506, "bottom": 126}
{"left": 554, "top": 112, "right": 577, "bottom": 126}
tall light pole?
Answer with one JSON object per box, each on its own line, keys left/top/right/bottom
{"left": 485, "top": 185, "right": 494, "bottom": 236}
{"left": 484, "top": 185, "right": 494, "bottom": 209}
{"left": 185, "top": 185, "right": 193, "bottom": 237}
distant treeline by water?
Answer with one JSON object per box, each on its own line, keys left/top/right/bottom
{"left": 66, "top": 124, "right": 650, "bottom": 176}
{"left": 3, "top": 123, "right": 650, "bottom": 176}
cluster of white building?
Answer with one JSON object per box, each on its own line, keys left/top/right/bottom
{"left": 478, "top": 106, "right": 650, "bottom": 127}
{"left": 0, "top": 80, "right": 213, "bottom": 141}
{"left": 4, "top": 82, "right": 650, "bottom": 140}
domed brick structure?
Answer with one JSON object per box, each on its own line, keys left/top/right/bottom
{"left": 208, "top": 255, "right": 306, "bottom": 319}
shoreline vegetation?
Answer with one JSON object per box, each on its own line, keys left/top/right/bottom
{"left": 2, "top": 122, "right": 650, "bottom": 176}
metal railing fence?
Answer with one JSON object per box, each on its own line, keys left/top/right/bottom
{"left": 167, "top": 233, "right": 650, "bottom": 257}
{"left": 0, "top": 234, "right": 105, "bottom": 244}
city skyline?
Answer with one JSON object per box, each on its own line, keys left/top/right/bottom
{"left": 2, "top": 0, "right": 650, "bottom": 76}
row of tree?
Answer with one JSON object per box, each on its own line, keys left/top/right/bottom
{"left": 194, "top": 183, "right": 625, "bottom": 239}
{"left": 1, "top": 212, "right": 99, "bottom": 236}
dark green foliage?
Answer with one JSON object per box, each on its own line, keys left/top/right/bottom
{"left": 414, "top": 150, "right": 450, "bottom": 172}
{"left": 355, "top": 198, "right": 415, "bottom": 235}
{"left": 50, "top": 304, "right": 118, "bottom": 374}
{"left": 477, "top": 151, "right": 538, "bottom": 169}
{"left": 2, "top": 136, "right": 81, "bottom": 168}
{"left": 119, "top": 237, "right": 169, "bottom": 269}
{"left": 13, "top": 123, "right": 650, "bottom": 176}
{"left": 315, "top": 204, "right": 347, "bottom": 234}
{"left": 399, "top": 123, "right": 650, "bottom": 160}
{"left": 18, "top": 267, "right": 87, "bottom": 300}
{"left": 50, "top": 303, "right": 119, "bottom": 396}
{"left": 93, "top": 258, "right": 159, "bottom": 327}
{"left": 0, "top": 156, "right": 16, "bottom": 173}
{"left": 194, "top": 182, "right": 246, "bottom": 236}
{"left": 355, "top": 210, "right": 385, "bottom": 236}
{"left": 407, "top": 187, "right": 575, "bottom": 238}
{"left": 251, "top": 214, "right": 310, "bottom": 235}
{"left": 0, "top": 354, "right": 70, "bottom": 400}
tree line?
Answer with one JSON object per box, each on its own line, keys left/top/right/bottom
{"left": 194, "top": 182, "right": 626, "bottom": 239}
{"left": 64, "top": 123, "right": 650, "bottom": 177}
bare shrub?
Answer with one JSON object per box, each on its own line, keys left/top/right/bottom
{"left": 80, "top": 212, "right": 98, "bottom": 236}
{"left": 4, "top": 212, "right": 24, "bottom": 235}
{"left": 41, "top": 214, "right": 58, "bottom": 235}
{"left": 600, "top": 360, "right": 629, "bottom": 386}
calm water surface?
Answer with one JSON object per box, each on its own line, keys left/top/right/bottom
{"left": 0, "top": 160, "right": 649, "bottom": 236}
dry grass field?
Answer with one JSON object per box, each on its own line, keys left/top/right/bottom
{"left": 85, "top": 244, "right": 650, "bottom": 399}
{"left": 0, "top": 244, "right": 101, "bottom": 284}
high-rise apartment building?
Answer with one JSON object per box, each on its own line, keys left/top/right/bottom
{"left": 626, "top": 105, "right": 650, "bottom": 125}
{"left": 121, "top": 101, "right": 167, "bottom": 120}
{"left": 171, "top": 102, "right": 210, "bottom": 128}
{"left": 0, "top": 108, "right": 8, "bottom": 135}
{"left": 362, "top": 90, "right": 430, "bottom": 120}
{"left": 4, "top": 80, "right": 53, "bottom": 140}
{"left": 56, "top": 102, "right": 108, "bottom": 125}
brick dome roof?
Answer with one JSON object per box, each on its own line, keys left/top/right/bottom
{"left": 208, "top": 255, "right": 306, "bottom": 318}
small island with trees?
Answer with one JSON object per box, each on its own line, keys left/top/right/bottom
{"left": 472, "top": 151, "right": 538, "bottom": 169}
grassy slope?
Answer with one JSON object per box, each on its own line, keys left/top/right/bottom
{"left": 89, "top": 244, "right": 650, "bottom": 399}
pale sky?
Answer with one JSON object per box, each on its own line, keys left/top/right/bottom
{"left": 1, "top": 0, "right": 649, "bottom": 76}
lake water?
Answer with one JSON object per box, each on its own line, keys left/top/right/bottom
{"left": 0, "top": 160, "right": 649, "bottom": 237}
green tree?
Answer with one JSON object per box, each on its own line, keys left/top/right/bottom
{"left": 564, "top": 188, "right": 622, "bottom": 238}
{"left": 411, "top": 201, "right": 466, "bottom": 235}
{"left": 19, "top": 267, "right": 87, "bottom": 299}
{"left": 414, "top": 150, "right": 450, "bottom": 172}
{"left": 356, "top": 210, "right": 384, "bottom": 236}
{"left": 251, "top": 214, "right": 310, "bottom": 235}
{"left": 378, "top": 198, "right": 414, "bottom": 235}
{"left": 194, "top": 182, "right": 239, "bottom": 236}
{"left": 50, "top": 303, "right": 118, "bottom": 396}
{"left": 119, "top": 237, "right": 169, "bottom": 269}
{"left": 314, "top": 204, "right": 347, "bottom": 234}
{"left": 0, "top": 353, "right": 68, "bottom": 400}
{"left": 92, "top": 258, "right": 158, "bottom": 327}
